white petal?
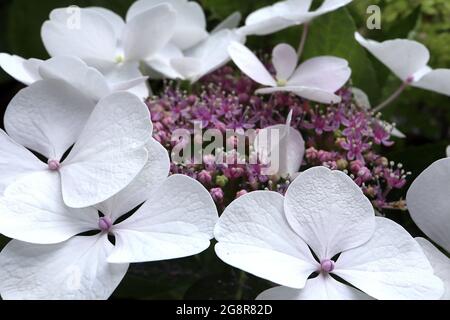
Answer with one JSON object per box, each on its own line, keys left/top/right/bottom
{"left": 103, "top": 61, "right": 149, "bottom": 97}
{"left": 254, "top": 119, "right": 305, "bottom": 177}
{"left": 447, "top": 146, "right": 450, "bottom": 158}
{"left": 215, "top": 191, "right": 318, "bottom": 289}
{"left": 212, "top": 12, "right": 242, "bottom": 33}
{"left": 184, "top": 29, "right": 246, "bottom": 82}
{"left": 122, "top": 4, "right": 176, "bottom": 61}
{"left": 307, "top": 0, "right": 353, "bottom": 19}
{"left": 104, "top": 61, "right": 145, "bottom": 84}
{"left": 352, "top": 87, "right": 371, "bottom": 109}
{"left": 228, "top": 42, "right": 276, "bottom": 87}
{"left": 0, "top": 172, "right": 99, "bottom": 244}
{"left": 406, "top": 158, "right": 450, "bottom": 252}
{"left": 0, "top": 53, "right": 42, "bottom": 85}
{"left": 108, "top": 175, "right": 218, "bottom": 263}
{"left": 61, "top": 92, "right": 151, "bottom": 208}
{"left": 272, "top": 43, "right": 298, "bottom": 81}
{"left": 127, "top": 0, "right": 208, "bottom": 50}
{"left": 39, "top": 56, "right": 111, "bottom": 102}
{"left": 239, "top": 17, "right": 294, "bottom": 37}
{"left": 257, "top": 275, "right": 372, "bottom": 300}
{"left": 0, "top": 235, "right": 129, "bottom": 300}
{"left": 416, "top": 238, "right": 450, "bottom": 300}
{"left": 288, "top": 56, "right": 351, "bottom": 92}
{"left": 355, "top": 32, "right": 430, "bottom": 82}
{"left": 145, "top": 43, "right": 184, "bottom": 79}
{"left": 97, "top": 138, "right": 170, "bottom": 222}
{"left": 41, "top": 8, "right": 117, "bottom": 68}
{"left": 111, "top": 76, "right": 148, "bottom": 94}
{"left": 86, "top": 7, "right": 125, "bottom": 40}
{"left": 334, "top": 217, "right": 444, "bottom": 300}
{"left": 242, "top": 0, "right": 311, "bottom": 36}
{"left": 284, "top": 166, "right": 375, "bottom": 260}
{"left": 412, "top": 69, "right": 450, "bottom": 96}
{"left": 125, "top": 81, "right": 152, "bottom": 99}
{"left": 170, "top": 57, "right": 202, "bottom": 80}
{"left": 256, "top": 86, "right": 342, "bottom": 104}
{"left": 0, "top": 130, "right": 47, "bottom": 193}
{"left": 4, "top": 79, "right": 96, "bottom": 160}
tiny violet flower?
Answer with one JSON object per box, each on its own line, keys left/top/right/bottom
{"left": 228, "top": 42, "right": 351, "bottom": 104}
{"left": 355, "top": 33, "right": 450, "bottom": 111}
{"left": 0, "top": 139, "right": 218, "bottom": 299}
{"left": 214, "top": 167, "right": 443, "bottom": 300}
{"left": 407, "top": 158, "right": 450, "bottom": 299}
{"left": 0, "top": 80, "right": 151, "bottom": 208}
{"left": 210, "top": 187, "right": 225, "bottom": 203}
{"left": 41, "top": 4, "right": 177, "bottom": 91}
{"left": 254, "top": 110, "right": 305, "bottom": 178}
{"left": 0, "top": 55, "right": 148, "bottom": 101}
{"left": 240, "top": 0, "right": 353, "bottom": 36}
{"left": 372, "top": 122, "right": 394, "bottom": 147}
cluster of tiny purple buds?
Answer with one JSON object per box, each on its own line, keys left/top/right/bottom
{"left": 147, "top": 65, "right": 408, "bottom": 212}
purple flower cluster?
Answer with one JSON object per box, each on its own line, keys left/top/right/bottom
{"left": 147, "top": 66, "right": 408, "bottom": 212}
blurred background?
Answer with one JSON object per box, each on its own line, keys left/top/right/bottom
{"left": 0, "top": 0, "right": 448, "bottom": 299}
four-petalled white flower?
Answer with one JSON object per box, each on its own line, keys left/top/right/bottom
{"left": 41, "top": 4, "right": 177, "bottom": 91}
{"left": 0, "top": 139, "right": 218, "bottom": 299}
{"left": 407, "top": 157, "right": 450, "bottom": 300}
{"left": 0, "top": 80, "right": 151, "bottom": 208}
{"left": 355, "top": 32, "right": 450, "bottom": 111}
{"left": 228, "top": 42, "right": 351, "bottom": 104}
{"left": 215, "top": 166, "right": 444, "bottom": 300}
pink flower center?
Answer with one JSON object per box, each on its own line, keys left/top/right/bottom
{"left": 320, "top": 259, "right": 335, "bottom": 273}
{"left": 98, "top": 217, "right": 113, "bottom": 232}
{"left": 47, "top": 159, "right": 61, "bottom": 171}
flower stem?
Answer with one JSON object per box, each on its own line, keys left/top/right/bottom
{"left": 297, "top": 23, "right": 309, "bottom": 60}
{"left": 373, "top": 81, "right": 411, "bottom": 113}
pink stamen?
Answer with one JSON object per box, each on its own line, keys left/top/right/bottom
{"left": 320, "top": 259, "right": 335, "bottom": 273}
{"left": 47, "top": 159, "right": 61, "bottom": 171}
{"left": 98, "top": 217, "right": 113, "bottom": 232}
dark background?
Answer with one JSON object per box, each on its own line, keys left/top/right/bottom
{"left": 0, "top": 0, "right": 448, "bottom": 299}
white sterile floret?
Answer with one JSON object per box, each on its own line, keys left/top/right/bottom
{"left": 355, "top": 32, "right": 450, "bottom": 97}
{"left": 0, "top": 80, "right": 151, "bottom": 208}
{"left": 228, "top": 42, "right": 351, "bottom": 104}
{"left": 214, "top": 166, "right": 444, "bottom": 300}
{"left": 40, "top": 4, "right": 177, "bottom": 92}
{"left": 0, "top": 139, "right": 218, "bottom": 299}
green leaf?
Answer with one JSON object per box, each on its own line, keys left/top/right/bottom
{"left": 385, "top": 5, "right": 421, "bottom": 39}
{"left": 303, "top": 8, "right": 380, "bottom": 101}
{"left": 0, "top": 235, "right": 10, "bottom": 251}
